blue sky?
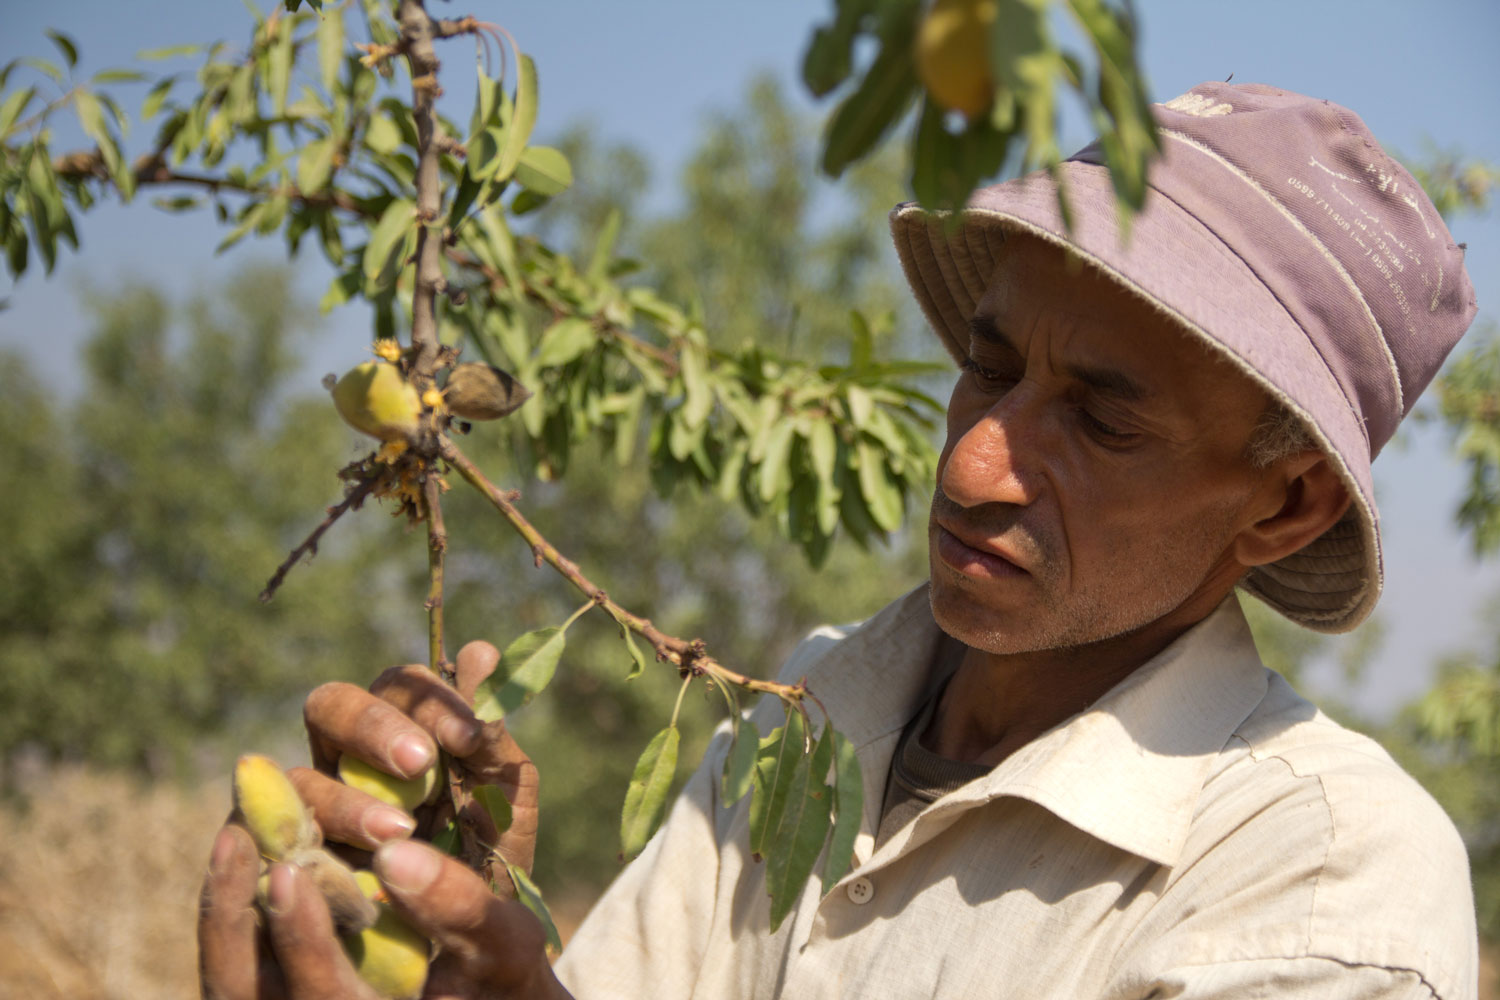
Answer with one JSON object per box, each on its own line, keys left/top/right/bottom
{"left": 2, "top": 0, "right": 1498, "bottom": 718}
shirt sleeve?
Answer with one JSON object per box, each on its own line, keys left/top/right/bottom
{"left": 1109, "top": 956, "right": 1441, "bottom": 999}
{"left": 551, "top": 727, "right": 731, "bottom": 1000}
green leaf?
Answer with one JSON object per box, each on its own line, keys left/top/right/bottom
{"left": 137, "top": 44, "right": 203, "bottom": 61}
{"left": 473, "top": 785, "right": 513, "bottom": 836}
{"left": 91, "top": 69, "right": 147, "bottom": 84}
{"left": 679, "top": 340, "right": 713, "bottom": 430}
{"left": 513, "top": 146, "right": 572, "bottom": 197}
{"left": 45, "top": 30, "right": 79, "bottom": 70}
{"left": 495, "top": 53, "right": 538, "bottom": 183}
{"left": 297, "top": 136, "right": 336, "bottom": 193}
{"left": 268, "top": 18, "right": 294, "bottom": 117}
{"left": 0, "top": 86, "right": 34, "bottom": 138}
{"left": 5, "top": 224, "right": 28, "bottom": 279}
{"left": 820, "top": 729, "right": 863, "bottom": 895}
{"left": 722, "top": 716, "right": 759, "bottom": 807}
{"left": 430, "top": 818, "right": 462, "bottom": 856}
{"left": 361, "top": 197, "right": 413, "bottom": 281}
{"left": 587, "top": 207, "right": 621, "bottom": 283}
{"left": 621, "top": 626, "right": 652, "bottom": 679}
{"left": 758, "top": 418, "right": 796, "bottom": 504}
{"left": 846, "top": 384, "right": 873, "bottom": 427}
{"left": 503, "top": 859, "right": 562, "bottom": 954}
{"left": 74, "top": 90, "right": 108, "bottom": 143}
{"left": 468, "top": 125, "right": 505, "bottom": 182}
{"left": 766, "top": 724, "right": 833, "bottom": 931}
{"left": 365, "top": 112, "right": 401, "bottom": 155}
{"left": 534, "top": 316, "right": 595, "bottom": 369}
{"left": 151, "top": 195, "right": 202, "bottom": 213}
{"left": 748, "top": 710, "right": 806, "bottom": 860}
{"left": 820, "top": 33, "right": 919, "bottom": 178}
{"left": 472, "top": 627, "right": 567, "bottom": 721}
{"left": 474, "top": 204, "right": 522, "bottom": 291}
{"left": 141, "top": 76, "right": 175, "bottom": 120}
{"left": 317, "top": 3, "right": 345, "bottom": 93}
{"left": 856, "top": 436, "right": 904, "bottom": 532}
{"left": 319, "top": 268, "right": 361, "bottom": 313}
{"left": 19, "top": 58, "right": 63, "bottom": 86}
{"left": 620, "top": 725, "right": 680, "bottom": 859}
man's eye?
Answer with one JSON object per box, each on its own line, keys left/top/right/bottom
{"left": 960, "top": 358, "right": 1013, "bottom": 390}
{"left": 1077, "top": 408, "right": 1136, "bottom": 443}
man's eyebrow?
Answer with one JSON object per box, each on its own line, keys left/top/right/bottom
{"left": 966, "top": 312, "right": 1154, "bottom": 402}
{"left": 967, "top": 313, "right": 1010, "bottom": 347}
{"left": 1064, "top": 363, "right": 1153, "bottom": 402}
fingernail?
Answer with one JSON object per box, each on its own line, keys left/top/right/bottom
{"left": 266, "top": 863, "right": 296, "bottom": 915}
{"left": 363, "top": 805, "right": 417, "bottom": 843}
{"left": 438, "top": 715, "right": 480, "bottom": 754}
{"left": 388, "top": 732, "right": 434, "bottom": 776}
{"left": 377, "top": 840, "right": 440, "bottom": 895}
{"left": 210, "top": 826, "right": 239, "bottom": 872}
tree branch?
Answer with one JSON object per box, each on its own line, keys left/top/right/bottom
{"left": 259, "top": 474, "right": 382, "bottom": 602}
{"left": 423, "top": 473, "right": 449, "bottom": 677}
{"left": 397, "top": 0, "right": 445, "bottom": 386}
{"left": 438, "top": 435, "right": 812, "bottom": 705}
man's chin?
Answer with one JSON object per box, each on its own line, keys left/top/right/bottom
{"left": 927, "top": 572, "right": 1052, "bottom": 655}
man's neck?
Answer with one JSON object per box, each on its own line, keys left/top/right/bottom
{"left": 923, "top": 600, "right": 1226, "bottom": 767}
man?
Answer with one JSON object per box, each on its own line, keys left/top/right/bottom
{"left": 200, "top": 82, "right": 1480, "bottom": 998}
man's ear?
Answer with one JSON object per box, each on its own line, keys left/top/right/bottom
{"left": 1234, "top": 453, "right": 1353, "bottom": 568}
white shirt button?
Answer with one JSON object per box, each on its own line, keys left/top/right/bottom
{"left": 846, "top": 876, "right": 875, "bottom": 905}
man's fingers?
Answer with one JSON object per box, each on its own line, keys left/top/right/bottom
{"left": 264, "top": 863, "right": 379, "bottom": 1000}
{"left": 304, "top": 680, "right": 439, "bottom": 778}
{"left": 373, "top": 840, "right": 551, "bottom": 993}
{"left": 198, "top": 824, "right": 285, "bottom": 1000}
{"left": 370, "top": 663, "right": 483, "bottom": 757}
{"left": 454, "top": 640, "right": 501, "bottom": 703}
{"left": 287, "top": 766, "right": 415, "bottom": 851}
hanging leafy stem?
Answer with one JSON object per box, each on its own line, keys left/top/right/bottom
{"left": 803, "top": 0, "right": 1160, "bottom": 227}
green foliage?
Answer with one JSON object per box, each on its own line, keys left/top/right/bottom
{"left": 1436, "top": 328, "right": 1500, "bottom": 556}
{"left": 803, "top": 0, "right": 1159, "bottom": 217}
{"left": 0, "top": 267, "right": 402, "bottom": 771}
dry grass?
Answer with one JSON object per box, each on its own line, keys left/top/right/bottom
{"left": 0, "top": 764, "right": 230, "bottom": 999}
{"left": 0, "top": 763, "right": 1493, "bottom": 998}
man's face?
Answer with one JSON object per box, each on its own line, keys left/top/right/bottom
{"left": 929, "top": 236, "right": 1279, "bottom": 655}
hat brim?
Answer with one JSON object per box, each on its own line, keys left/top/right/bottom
{"left": 891, "top": 161, "right": 1380, "bottom": 632}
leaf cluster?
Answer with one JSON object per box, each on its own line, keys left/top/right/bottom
{"left": 802, "top": 0, "right": 1160, "bottom": 221}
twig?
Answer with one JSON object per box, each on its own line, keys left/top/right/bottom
{"left": 423, "top": 473, "right": 449, "bottom": 678}
{"left": 259, "top": 475, "right": 380, "bottom": 602}
{"left": 438, "top": 435, "right": 812, "bottom": 704}
{"left": 396, "top": 0, "right": 446, "bottom": 386}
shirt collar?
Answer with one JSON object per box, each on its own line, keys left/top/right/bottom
{"left": 800, "top": 585, "right": 1269, "bottom": 869}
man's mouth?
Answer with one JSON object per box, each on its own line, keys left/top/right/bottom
{"left": 933, "top": 523, "right": 1031, "bottom": 579}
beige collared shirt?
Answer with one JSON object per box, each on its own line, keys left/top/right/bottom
{"left": 556, "top": 586, "right": 1477, "bottom": 999}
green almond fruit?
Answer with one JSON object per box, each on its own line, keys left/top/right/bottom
{"left": 331, "top": 360, "right": 422, "bottom": 441}
{"left": 338, "top": 754, "right": 439, "bottom": 813}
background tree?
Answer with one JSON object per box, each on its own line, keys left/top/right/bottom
{"left": 0, "top": 265, "right": 407, "bottom": 773}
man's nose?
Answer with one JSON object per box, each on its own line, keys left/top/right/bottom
{"left": 939, "top": 395, "right": 1044, "bottom": 510}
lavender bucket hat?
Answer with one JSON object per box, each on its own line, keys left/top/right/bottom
{"left": 891, "top": 81, "right": 1478, "bottom": 632}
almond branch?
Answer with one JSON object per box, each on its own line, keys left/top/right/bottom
{"left": 438, "top": 435, "right": 814, "bottom": 706}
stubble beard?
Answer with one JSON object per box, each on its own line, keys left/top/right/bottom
{"left": 928, "top": 484, "right": 1246, "bottom": 657}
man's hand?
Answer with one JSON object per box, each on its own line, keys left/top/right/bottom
{"left": 198, "top": 641, "right": 564, "bottom": 999}
{"left": 200, "top": 829, "right": 569, "bottom": 999}
{"left": 295, "top": 640, "right": 540, "bottom": 876}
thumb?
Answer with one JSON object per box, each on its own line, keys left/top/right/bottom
{"left": 454, "top": 640, "right": 501, "bottom": 704}
{"left": 374, "top": 840, "right": 554, "bottom": 994}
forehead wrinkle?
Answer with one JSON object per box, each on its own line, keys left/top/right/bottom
{"left": 968, "top": 311, "right": 1155, "bottom": 404}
